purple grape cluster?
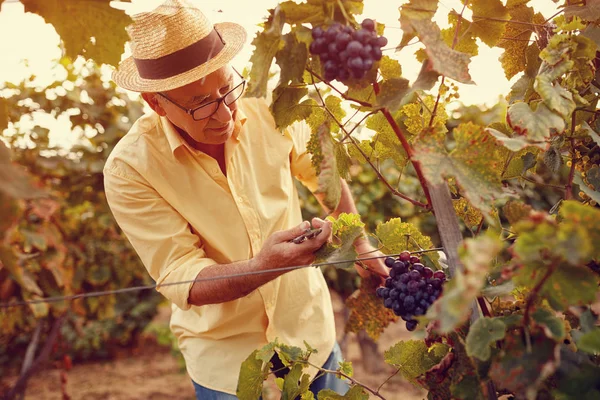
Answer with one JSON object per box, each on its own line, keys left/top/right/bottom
{"left": 309, "top": 19, "right": 388, "bottom": 82}
{"left": 376, "top": 251, "right": 447, "bottom": 331}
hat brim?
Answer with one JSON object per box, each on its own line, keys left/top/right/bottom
{"left": 112, "top": 22, "right": 247, "bottom": 93}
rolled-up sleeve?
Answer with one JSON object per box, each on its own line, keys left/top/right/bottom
{"left": 287, "top": 120, "right": 319, "bottom": 193}
{"left": 104, "top": 165, "right": 216, "bottom": 310}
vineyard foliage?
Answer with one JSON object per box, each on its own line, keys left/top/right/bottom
{"left": 0, "top": 0, "right": 599, "bottom": 399}
{"left": 0, "top": 59, "right": 161, "bottom": 371}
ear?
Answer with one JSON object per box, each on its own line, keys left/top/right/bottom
{"left": 142, "top": 92, "right": 167, "bottom": 117}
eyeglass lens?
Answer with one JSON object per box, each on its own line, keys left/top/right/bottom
{"left": 192, "top": 82, "right": 245, "bottom": 120}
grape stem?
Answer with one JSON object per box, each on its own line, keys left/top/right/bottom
{"left": 376, "top": 367, "right": 401, "bottom": 394}
{"left": 302, "top": 360, "right": 387, "bottom": 399}
{"left": 307, "top": 72, "right": 430, "bottom": 209}
{"left": 565, "top": 113, "right": 577, "bottom": 200}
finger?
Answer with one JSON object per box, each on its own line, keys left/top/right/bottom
{"left": 309, "top": 220, "right": 332, "bottom": 249}
{"left": 311, "top": 217, "right": 326, "bottom": 228}
{"left": 274, "top": 221, "right": 311, "bottom": 242}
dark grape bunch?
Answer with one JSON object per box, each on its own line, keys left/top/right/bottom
{"left": 376, "top": 251, "right": 447, "bottom": 331}
{"left": 309, "top": 18, "right": 388, "bottom": 82}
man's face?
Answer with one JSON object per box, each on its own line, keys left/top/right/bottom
{"left": 150, "top": 66, "right": 240, "bottom": 145}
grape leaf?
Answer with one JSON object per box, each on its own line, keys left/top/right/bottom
{"left": 0, "top": 142, "right": 44, "bottom": 199}
{"left": 279, "top": 1, "right": 323, "bottom": 24}
{"left": 502, "top": 200, "right": 532, "bottom": 226}
{"left": 559, "top": 200, "right": 600, "bottom": 260}
{"left": 345, "top": 275, "right": 397, "bottom": 340}
{"left": 564, "top": 1, "right": 600, "bottom": 21}
{"left": 487, "top": 128, "right": 539, "bottom": 152}
{"left": 506, "top": 102, "right": 565, "bottom": 150}
{"left": 453, "top": 197, "right": 483, "bottom": 229}
{"left": 379, "top": 56, "right": 402, "bottom": 80}
{"left": 413, "top": 122, "right": 509, "bottom": 214}
{"left": 316, "top": 385, "right": 368, "bottom": 400}
{"left": 532, "top": 308, "right": 566, "bottom": 341}
{"left": 276, "top": 33, "right": 308, "bottom": 86}
{"left": 489, "top": 332, "right": 560, "bottom": 400}
{"left": 247, "top": 8, "right": 285, "bottom": 98}
{"left": 338, "top": 361, "right": 353, "bottom": 377}
{"left": 334, "top": 142, "right": 351, "bottom": 181}
{"left": 441, "top": 13, "right": 478, "bottom": 56}
{"left": 375, "top": 77, "right": 410, "bottom": 112}
{"left": 315, "top": 213, "right": 364, "bottom": 269}
{"left": 375, "top": 218, "right": 441, "bottom": 268}
{"left": 412, "top": 59, "right": 441, "bottom": 93}
{"left": 498, "top": 3, "right": 534, "bottom": 79}
{"left": 363, "top": 112, "right": 408, "bottom": 168}
{"left": 577, "top": 329, "right": 600, "bottom": 354}
{"left": 236, "top": 350, "right": 270, "bottom": 400}
{"left": 398, "top": 0, "right": 438, "bottom": 49}
{"left": 465, "top": 317, "right": 506, "bottom": 361}
{"left": 408, "top": 18, "right": 474, "bottom": 84}
{"left": 281, "top": 364, "right": 311, "bottom": 400}
{"left": 502, "top": 150, "right": 538, "bottom": 179}
{"left": 384, "top": 340, "right": 450, "bottom": 382}
{"left": 270, "top": 87, "right": 312, "bottom": 130}
{"left": 22, "top": 0, "right": 131, "bottom": 67}
{"left": 307, "top": 124, "right": 342, "bottom": 210}
{"left": 428, "top": 234, "right": 503, "bottom": 333}
{"left": 534, "top": 75, "right": 576, "bottom": 119}
{"left": 308, "top": 96, "right": 346, "bottom": 135}
{"left": 401, "top": 96, "right": 447, "bottom": 135}
{"left": 468, "top": 0, "right": 509, "bottom": 47}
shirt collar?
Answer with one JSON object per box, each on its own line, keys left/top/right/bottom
{"left": 160, "top": 107, "right": 248, "bottom": 155}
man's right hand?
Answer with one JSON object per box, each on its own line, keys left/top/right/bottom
{"left": 252, "top": 220, "right": 332, "bottom": 271}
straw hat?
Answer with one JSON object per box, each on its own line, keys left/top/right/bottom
{"left": 112, "top": 0, "right": 247, "bottom": 93}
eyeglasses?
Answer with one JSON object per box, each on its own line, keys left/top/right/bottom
{"left": 157, "top": 72, "right": 246, "bottom": 121}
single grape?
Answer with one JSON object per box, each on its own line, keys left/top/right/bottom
{"left": 414, "top": 307, "right": 425, "bottom": 316}
{"left": 425, "top": 284, "right": 434, "bottom": 294}
{"left": 328, "top": 42, "right": 339, "bottom": 55}
{"left": 423, "top": 267, "right": 434, "bottom": 279}
{"left": 434, "top": 271, "right": 447, "bottom": 281}
{"left": 376, "top": 287, "right": 386, "bottom": 298}
{"left": 420, "top": 299, "right": 429, "bottom": 308}
{"left": 389, "top": 288, "right": 399, "bottom": 299}
{"left": 381, "top": 288, "right": 390, "bottom": 298}
{"left": 385, "top": 278, "right": 394, "bottom": 288}
{"left": 403, "top": 295, "right": 415, "bottom": 311}
{"left": 361, "top": 18, "right": 376, "bottom": 32}
{"left": 413, "top": 263, "right": 424, "bottom": 274}
{"left": 377, "top": 36, "right": 388, "bottom": 47}
{"left": 409, "top": 256, "right": 420, "bottom": 264}
{"left": 363, "top": 57, "right": 374, "bottom": 71}
{"left": 324, "top": 60, "right": 338, "bottom": 73}
{"left": 343, "top": 25, "right": 354, "bottom": 35}
{"left": 336, "top": 32, "right": 352, "bottom": 49}
{"left": 399, "top": 251, "right": 411, "bottom": 262}
{"left": 396, "top": 282, "right": 407, "bottom": 293}
{"left": 399, "top": 273, "right": 410, "bottom": 283}
{"left": 339, "top": 50, "right": 349, "bottom": 64}
{"left": 354, "top": 28, "right": 371, "bottom": 44}
{"left": 326, "top": 25, "right": 340, "bottom": 41}
{"left": 346, "top": 41, "right": 363, "bottom": 57}
{"left": 406, "top": 320, "right": 418, "bottom": 331}
{"left": 409, "top": 270, "right": 421, "bottom": 281}
{"left": 401, "top": 314, "right": 413, "bottom": 322}
{"left": 320, "top": 52, "right": 331, "bottom": 61}
{"left": 338, "top": 68, "right": 350, "bottom": 81}
{"left": 417, "top": 280, "right": 426, "bottom": 289}
{"left": 393, "top": 261, "right": 407, "bottom": 274}
{"left": 398, "top": 292, "right": 406, "bottom": 301}
{"left": 407, "top": 280, "right": 419, "bottom": 293}
{"left": 384, "top": 297, "right": 393, "bottom": 308}
{"left": 431, "top": 278, "right": 442, "bottom": 289}
{"left": 372, "top": 47, "right": 383, "bottom": 61}
{"left": 384, "top": 257, "right": 395, "bottom": 268}
{"left": 415, "top": 291, "right": 423, "bottom": 301}
{"left": 359, "top": 44, "right": 373, "bottom": 59}
{"left": 312, "top": 26, "right": 324, "bottom": 39}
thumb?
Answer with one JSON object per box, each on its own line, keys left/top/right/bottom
{"left": 277, "top": 221, "right": 311, "bottom": 242}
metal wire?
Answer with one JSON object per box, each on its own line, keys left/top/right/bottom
{"left": 0, "top": 248, "right": 444, "bottom": 309}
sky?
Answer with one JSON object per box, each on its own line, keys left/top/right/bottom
{"left": 0, "top": 0, "right": 560, "bottom": 148}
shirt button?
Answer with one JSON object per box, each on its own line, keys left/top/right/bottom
{"left": 238, "top": 196, "right": 244, "bottom": 202}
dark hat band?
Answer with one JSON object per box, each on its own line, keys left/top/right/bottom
{"left": 133, "top": 29, "right": 225, "bottom": 80}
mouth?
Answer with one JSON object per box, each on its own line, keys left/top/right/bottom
{"left": 211, "top": 123, "right": 231, "bottom": 134}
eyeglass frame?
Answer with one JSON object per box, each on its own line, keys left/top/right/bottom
{"left": 156, "top": 68, "right": 246, "bottom": 121}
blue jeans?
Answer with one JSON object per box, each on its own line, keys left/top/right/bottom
{"left": 192, "top": 342, "right": 349, "bottom": 399}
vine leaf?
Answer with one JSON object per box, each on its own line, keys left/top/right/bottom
{"left": 497, "top": 3, "right": 539, "bottom": 80}
{"left": 375, "top": 78, "right": 411, "bottom": 112}
{"left": 237, "top": 349, "right": 271, "bottom": 400}
{"left": 532, "top": 308, "right": 566, "bottom": 341}
{"left": 413, "top": 122, "right": 509, "bottom": 215}
{"left": 489, "top": 332, "right": 560, "bottom": 400}
{"left": 22, "top": 0, "right": 131, "bottom": 67}
{"left": 345, "top": 275, "right": 398, "bottom": 341}
{"left": 505, "top": 102, "right": 565, "bottom": 150}
{"left": 441, "top": 13, "right": 478, "bottom": 56}
{"left": 465, "top": 317, "right": 506, "bottom": 361}
{"left": 468, "top": 0, "right": 509, "bottom": 47}
{"left": 316, "top": 385, "right": 368, "bottom": 400}
{"left": 307, "top": 124, "right": 342, "bottom": 211}
{"left": 276, "top": 33, "right": 308, "bottom": 87}
{"left": 246, "top": 8, "right": 285, "bottom": 98}
{"left": 576, "top": 328, "right": 600, "bottom": 354}
{"left": 502, "top": 200, "right": 533, "bottom": 226}
{"left": 398, "top": 0, "right": 437, "bottom": 49}
{"left": 428, "top": 234, "right": 503, "bottom": 333}
{"left": 564, "top": 1, "right": 600, "bottom": 21}
{"left": 384, "top": 340, "right": 450, "bottom": 383}
{"left": 315, "top": 213, "right": 364, "bottom": 270}
{"left": 559, "top": 201, "right": 600, "bottom": 260}
{"left": 270, "top": 87, "right": 312, "bottom": 130}
{"left": 278, "top": 1, "right": 323, "bottom": 25}
{"left": 534, "top": 75, "right": 576, "bottom": 119}
{"left": 281, "top": 364, "right": 311, "bottom": 400}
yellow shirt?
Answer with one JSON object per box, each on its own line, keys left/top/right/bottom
{"left": 103, "top": 97, "right": 336, "bottom": 394}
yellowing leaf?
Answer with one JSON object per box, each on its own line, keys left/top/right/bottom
{"left": 315, "top": 213, "right": 364, "bottom": 269}
{"left": 469, "top": 0, "right": 509, "bottom": 47}
{"left": 384, "top": 340, "right": 449, "bottom": 382}
{"left": 23, "top": 0, "right": 131, "bottom": 67}
{"left": 316, "top": 385, "right": 368, "bottom": 400}
{"left": 247, "top": 9, "right": 285, "bottom": 97}
{"left": 453, "top": 197, "right": 483, "bottom": 229}
{"left": 534, "top": 75, "right": 576, "bottom": 119}
{"left": 414, "top": 122, "right": 509, "bottom": 214}
{"left": 502, "top": 200, "right": 532, "bottom": 226}
{"left": 441, "top": 13, "right": 478, "bottom": 56}
{"left": 506, "top": 102, "right": 565, "bottom": 150}
{"left": 276, "top": 33, "right": 308, "bottom": 86}
{"left": 498, "top": 4, "right": 534, "bottom": 79}
{"left": 236, "top": 350, "right": 270, "bottom": 400}
{"left": 379, "top": 56, "right": 402, "bottom": 80}
{"left": 309, "top": 124, "right": 341, "bottom": 211}
{"left": 279, "top": 1, "right": 323, "bottom": 24}
{"left": 559, "top": 201, "right": 600, "bottom": 260}
{"left": 375, "top": 77, "right": 410, "bottom": 111}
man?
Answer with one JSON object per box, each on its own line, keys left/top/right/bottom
{"left": 104, "top": 0, "right": 387, "bottom": 398}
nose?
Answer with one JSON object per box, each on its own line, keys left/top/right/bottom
{"left": 211, "top": 100, "right": 233, "bottom": 123}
